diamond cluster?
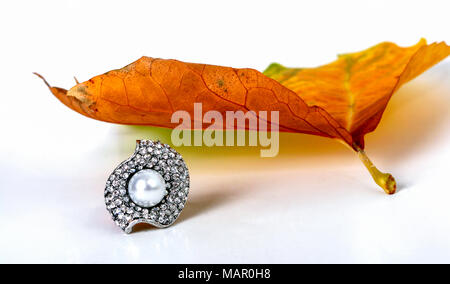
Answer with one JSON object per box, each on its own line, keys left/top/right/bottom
{"left": 104, "top": 140, "right": 190, "bottom": 233}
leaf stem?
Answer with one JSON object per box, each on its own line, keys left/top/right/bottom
{"left": 355, "top": 145, "right": 397, "bottom": 194}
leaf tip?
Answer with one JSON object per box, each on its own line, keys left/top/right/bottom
{"left": 33, "top": 72, "right": 51, "bottom": 89}
{"left": 34, "top": 73, "right": 73, "bottom": 109}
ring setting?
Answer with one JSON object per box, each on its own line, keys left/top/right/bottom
{"left": 104, "top": 140, "right": 190, "bottom": 233}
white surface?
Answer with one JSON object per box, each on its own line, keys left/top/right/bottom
{"left": 0, "top": 0, "right": 450, "bottom": 263}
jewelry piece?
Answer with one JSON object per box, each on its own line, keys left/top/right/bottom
{"left": 104, "top": 140, "right": 190, "bottom": 233}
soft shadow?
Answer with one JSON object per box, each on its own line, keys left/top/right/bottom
{"left": 177, "top": 189, "right": 237, "bottom": 224}
{"left": 395, "top": 182, "right": 411, "bottom": 193}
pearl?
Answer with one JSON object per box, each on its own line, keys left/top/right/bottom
{"left": 127, "top": 169, "right": 166, "bottom": 208}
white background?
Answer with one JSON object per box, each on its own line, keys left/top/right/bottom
{"left": 1, "top": 0, "right": 449, "bottom": 263}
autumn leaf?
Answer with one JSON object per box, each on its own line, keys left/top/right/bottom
{"left": 35, "top": 39, "right": 450, "bottom": 194}
{"left": 263, "top": 39, "right": 450, "bottom": 192}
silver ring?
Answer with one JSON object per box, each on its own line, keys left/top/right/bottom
{"left": 104, "top": 140, "right": 190, "bottom": 233}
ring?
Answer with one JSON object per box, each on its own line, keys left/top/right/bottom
{"left": 104, "top": 140, "right": 190, "bottom": 233}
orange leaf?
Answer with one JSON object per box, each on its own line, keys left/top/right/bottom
{"left": 36, "top": 39, "right": 450, "bottom": 194}
{"left": 35, "top": 58, "right": 353, "bottom": 146}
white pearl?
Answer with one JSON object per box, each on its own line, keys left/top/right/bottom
{"left": 127, "top": 169, "right": 166, "bottom": 208}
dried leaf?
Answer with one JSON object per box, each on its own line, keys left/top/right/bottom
{"left": 35, "top": 58, "right": 353, "bottom": 146}
{"left": 36, "top": 39, "right": 450, "bottom": 194}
